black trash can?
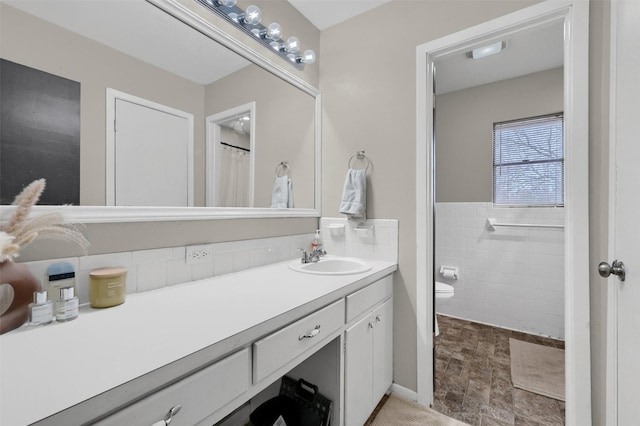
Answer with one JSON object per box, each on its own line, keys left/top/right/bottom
{"left": 250, "top": 376, "right": 332, "bottom": 426}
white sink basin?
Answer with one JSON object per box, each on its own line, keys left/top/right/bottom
{"left": 289, "top": 257, "right": 372, "bottom": 276}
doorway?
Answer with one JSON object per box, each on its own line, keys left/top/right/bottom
{"left": 415, "top": 2, "right": 590, "bottom": 425}
{"left": 206, "top": 102, "right": 256, "bottom": 207}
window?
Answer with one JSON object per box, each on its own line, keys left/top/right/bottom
{"left": 493, "top": 113, "right": 564, "bottom": 206}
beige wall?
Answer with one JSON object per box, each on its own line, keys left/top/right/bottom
{"left": 435, "top": 68, "right": 564, "bottom": 202}
{"left": 319, "top": 0, "right": 543, "bottom": 394}
{"left": 18, "top": 217, "right": 317, "bottom": 261}
{"left": 206, "top": 65, "right": 316, "bottom": 209}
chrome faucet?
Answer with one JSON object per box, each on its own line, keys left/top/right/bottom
{"left": 309, "top": 246, "right": 327, "bottom": 262}
{"left": 298, "top": 247, "right": 327, "bottom": 264}
{"left": 298, "top": 248, "right": 310, "bottom": 263}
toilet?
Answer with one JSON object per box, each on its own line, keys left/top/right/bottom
{"left": 435, "top": 281, "right": 454, "bottom": 336}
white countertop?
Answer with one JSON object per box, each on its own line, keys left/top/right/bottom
{"left": 0, "top": 257, "right": 396, "bottom": 425}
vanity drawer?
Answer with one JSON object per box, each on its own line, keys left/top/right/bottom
{"left": 346, "top": 275, "right": 393, "bottom": 323}
{"left": 94, "top": 348, "right": 250, "bottom": 426}
{"left": 253, "top": 299, "right": 345, "bottom": 383}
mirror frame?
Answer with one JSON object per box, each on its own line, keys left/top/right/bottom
{"left": 22, "top": 0, "right": 321, "bottom": 224}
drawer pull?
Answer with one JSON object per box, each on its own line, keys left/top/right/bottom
{"left": 165, "top": 405, "right": 181, "bottom": 425}
{"left": 150, "top": 405, "right": 181, "bottom": 426}
{"left": 299, "top": 325, "right": 321, "bottom": 340}
{"left": 376, "top": 315, "right": 382, "bottom": 322}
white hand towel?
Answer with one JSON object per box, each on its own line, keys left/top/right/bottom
{"left": 339, "top": 168, "right": 366, "bottom": 217}
{"left": 271, "top": 175, "right": 293, "bottom": 208}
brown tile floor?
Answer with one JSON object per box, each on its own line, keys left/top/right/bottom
{"left": 433, "top": 315, "right": 566, "bottom": 426}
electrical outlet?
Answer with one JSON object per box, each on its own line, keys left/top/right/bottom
{"left": 186, "top": 245, "right": 213, "bottom": 264}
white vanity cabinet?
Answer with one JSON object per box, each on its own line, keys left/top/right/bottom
{"left": 3, "top": 260, "right": 397, "bottom": 426}
{"left": 94, "top": 349, "right": 250, "bottom": 426}
{"left": 344, "top": 275, "right": 393, "bottom": 426}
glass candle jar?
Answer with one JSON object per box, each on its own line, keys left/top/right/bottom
{"left": 89, "top": 268, "right": 126, "bottom": 308}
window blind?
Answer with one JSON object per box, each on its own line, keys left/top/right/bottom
{"left": 493, "top": 113, "right": 564, "bottom": 206}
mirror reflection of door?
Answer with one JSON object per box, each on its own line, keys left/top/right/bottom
{"left": 106, "top": 89, "right": 194, "bottom": 207}
{"left": 206, "top": 103, "right": 255, "bottom": 208}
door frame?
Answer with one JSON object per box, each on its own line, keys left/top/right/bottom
{"left": 605, "top": 0, "right": 638, "bottom": 423}
{"left": 605, "top": 2, "right": 617, "bottom": 422}
{"left": 415, "top": 1, "right": 591, "bottom": 425}
{"left": 106, "top": 88, "right": 194, "bottom": 206}
{"left": 205, "top": 102, "right": 256, "bottom": 207}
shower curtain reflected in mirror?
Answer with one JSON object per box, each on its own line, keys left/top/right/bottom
{"left": 217, "top": 145, "right": 250, "bottom": 207}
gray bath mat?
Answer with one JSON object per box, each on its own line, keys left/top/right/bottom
{"left": 509, "top": 338, "right": 565, "bottom": 401}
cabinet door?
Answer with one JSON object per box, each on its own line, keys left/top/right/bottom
{"left": 372, "top": 298, "right": 393, "bottom": 403}
{"left": 345, "top": 314, "right": 373, "bottom": 426}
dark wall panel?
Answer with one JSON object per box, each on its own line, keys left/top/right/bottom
{"left": 1, "top": 59, "right": 80, "bottom": 205}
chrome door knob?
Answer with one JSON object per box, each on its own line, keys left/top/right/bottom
{"left": 599, "top": 260, "right": 626, "bottom": 281}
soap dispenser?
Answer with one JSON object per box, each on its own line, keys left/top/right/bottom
{"left": 310, "top": 229, "right": 322, "bottom": 252}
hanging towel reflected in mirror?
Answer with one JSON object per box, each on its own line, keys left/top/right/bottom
{"left": 271, "top": 175, "right": 293, "bottom": 208}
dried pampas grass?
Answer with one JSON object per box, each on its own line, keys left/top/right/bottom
{"left": 0, "top": 179, "right": 89, "bottom": 260}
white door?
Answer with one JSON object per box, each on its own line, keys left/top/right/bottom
{"left": 607, "top": 0, "right": 640, "bottom": 424}
{"left": 114, "top": 99, "right": 190, "bottom": 206}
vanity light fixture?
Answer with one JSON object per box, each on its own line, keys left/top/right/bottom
{"left": 466, "top": 41, "right": 506, "bottom": 59}
{"left": 198, "top": 0, "right": 316, "bottom": 69}
{"left": 283, "top": 36, "right": 300, "bottom": 53}
{"left": 214, "top": 0, "right": 236, "bottom": 7}
{"left": 264, "top": 23, "right": 282, "bottom": 41}
{"left": 235, "top": 4, "right": 261, "bottom": 25}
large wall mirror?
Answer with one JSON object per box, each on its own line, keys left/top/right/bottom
{"left": 0, "top": 0, "right": 320, "bottom": 222}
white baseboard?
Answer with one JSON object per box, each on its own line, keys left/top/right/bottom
{"left": 389, "top": 383, "right": 418, "bottom": 402}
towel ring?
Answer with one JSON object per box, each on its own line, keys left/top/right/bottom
{"left": 275, "top": 161, "right": 290, "bottom": 177}
{"left": 348, "top": 150, "right": 370, "bottom": 172}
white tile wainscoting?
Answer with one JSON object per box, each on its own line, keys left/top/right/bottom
{"left": 435, "top": 202, "right": 565, "bottom": 339}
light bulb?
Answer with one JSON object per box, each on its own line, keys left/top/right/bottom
{"left": 298, "top": 49, "right": 316, "bottom": 64}
{"left": 284, "top": 36, "right": 299, "bottom": 53}
{"left": 215, "top": 0, "right": 236, "bottom": 7}
{"left": 242, "top": 5, "right": 261, "bottom": 25}
{"left": 265, "top": 22, "right": 282, "bottom": 41}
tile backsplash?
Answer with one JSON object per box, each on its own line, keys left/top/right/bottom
{"left": 319, "top": 217, "right": 399, "bottom": 264}
{"left": 21, "top": 233, "right": 314, "bottom": 306}
{"left": 435, "top": 202, "right": 564, "bottom": 339}
{"left": 19, "top": 218, "right": 399, "bottom": 307}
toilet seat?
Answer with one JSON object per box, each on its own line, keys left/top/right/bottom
{"left": 435, "top": 282, "right": 454, "bottom": 337}
{"left": 435, "top": 281, "right": 454, "bottom": 294}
